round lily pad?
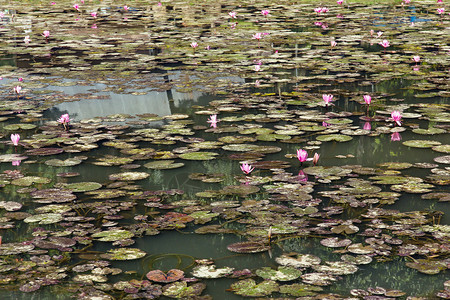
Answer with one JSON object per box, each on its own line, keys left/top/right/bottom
{"left": 402, "top": 140, "right": 441, "bottom": 148}
{"left": 276, "top": 254, "right": 321, "bottom": 268}
{"left": 45, "top": 158, "right": 82, "bottom": 167}
{"left": 178, "top": 152, "right": 219, "bottom": 160}
{"left": 11, "top": 176, "right": 52, "bottom": 186}
{"left": 26, "top": 148, "right": 64, "bottom": 156}
{"left": 432, "top": 145, "right": 450, "bottom": 154}
{"left": 65, "top": 182, "right": 102, "bottom": 192}
{"left": 24, "top": 213, "right": 63, "bottom": 225}
{"left": 92, "top": 229, "right": 134, "bottom": 242}
{"left": 4, "top": 123, "right": 37, "bottom": 130}
{"left": 144, "top": 160, "right": 184, "bottom": 169}
{"left": 256, "top": 266, "right": 302, "bottom": 281}
{"left": 434, "top": 155, "right": 450, "bottom": 164}
{"left": 100, "top": 248, "right": 146, "bottom": 260}
{"left": 230, "top": 279, "right": 279, "bottom": 297}
{"left": 227, "top": 241, "right": 270, "bottom": 253}
{"left": 316, "top": 134, "right": 353, "bottom": 142}
{"left": 162, "top": 281, "right": 206, "bottom": 298}
{"left": 279, "top": 283, "right": 323, "bottom": 297}
{"left": 109, "top": 172, "right": 150, "bottom": 181}
{"left": 146, "top": 269, "right": 184, "bottom": 283}
{"left": 191, "top": 265, "right": 234, "bottom": 279}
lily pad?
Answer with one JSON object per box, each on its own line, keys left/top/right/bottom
{"left": 192, "top": 265, "right": 234, "bottom": 279}
{"left": 227, "top": 241, "right": 270, "bottom": 253}
{"left": 256, "top": 266, "right": 302, "bottom": 281}
{"left": 162, "top": 281, "right": 206, "bottom": 298}
{"left": 109, "top": 172, "right": 150, "bottom": 181}
{"left": 178, "top": 151, "right": 219, "bottom": 160}
{"left": 279, "top": 283, "right": 323, "bottom": 297}
{"left": 146, "top": 269, "right": 184, "bottom": 283}
{"left": 144, "top": 160, "right": 184, "bottom": 169}
{"left": 316, "top": 134, "right": 353, "bottom": 142}
{"left": 230, "top": 279, "right": 278, "bottom": 297}
{"left": 65, "top": 182, "right": 102, "bottom": 192}
{"left": 402, "top": 140, "right": 441, "bottom": 148}
{"left": 92, "top": 229, "right": 134, "bottom": 242}
{"left": 100, "top": 248, "right": 146, "bottom": 260}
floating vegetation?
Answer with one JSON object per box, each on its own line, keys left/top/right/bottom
{"left": 0, "top": 0, "right": 448, "bottom": 298}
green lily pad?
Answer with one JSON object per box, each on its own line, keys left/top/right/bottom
{"left": 275, "top": 254, "right": 321, "bottom": 268}
{"left": 391, "top": 182, "right": 434, "bottom": 193}
{"left": 434, "top": 155, "right": 450, "bottom": 164}
{"left": 100, "top": 248, "right": 147, "bottom": 260}
{"left": 65, "top": 182, "right": 102, "bottom": 192}
{"left": 256, "top": 266, "right": 302, "bottom": 281}
{"left": 377, "top": 162, "right": 413, "bottom": 170}
{"left": 316, "top": 134, "right": 353, "bottom": 142}
{"left": 279, "top": 283, "right": 323, "bottom": 297}
{"left": 412, "top": 127, "right": 445, "bottom": 135}
{"left": 162, "top": 281, "right": 206, "bottom": 298}
{"left": 402, "top": 140, "right": 441, "bottom": 148}
{"left": 222, "top": 185, "right": 260, "bottom": 196}
{"left": 432, "top": 145, "right": 450, "bottom": 154}
{"left": 178, "top": 151, "right": 219, "bottom": 160}
{"left": 313, "top": 261, "right": 358, "bottom": 275}
{"left": 189, "top": 211, "right": 220, "bottom": 224}
{"left": 109, "top": 172, "right": 150, "bottom": 181}
{"left": 230, "top": 279, "right": 279, "bottom": 297}
{"left": 191, "top": 265, "right": 234, "bottom": 279}
{"left": 11, "top": 176, "right": 51, "bottom": 186}
{"left": 24, "top": 213, "right": 63, "bottom": 225}
{"left": 26, "top": 148, "right": 64, "bottom": 156}
{"left": 405, "top": 259, "right": 446, "bottom": 275}
{"left": 4, "top": 123, "right": 37, "bottom": 130}
{"left": 92, "top": 229, "right": 134, "bottom": 242}
{"left": 45, "top": 158, "right": 83, "bottom": 167}
{"left": 0, "top": 243, "right": 35, "bottom": 255}
{"left": 144, "top": 160, "right": 184, "bottom": 170}
{"left": 0, "top": 154, "right": 28, "bottom": 162}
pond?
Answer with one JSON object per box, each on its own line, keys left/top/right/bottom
{"left": 0, "top": 0, "right": 448, "bottom": 299}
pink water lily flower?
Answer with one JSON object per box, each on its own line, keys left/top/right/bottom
{"left": 377, "top": 31, "right": 383, "bottom": 38}
{"left": 437, "top": 8, "right": 445, "bottom": 14}
{"left": 228, "top": 11, "right": 237, "bottom": 18}
{"left": 10, "top": 134, "right": 20, "bottom": 146}
{"left": 322, "top": 94, "right": 334, "bottom": 105}
{"left": 337, "top": 0, "right": 343, "bottom": 5}
{"left": 14, "top": 86, "right": 22, "bottom": 94}
{"left": 43, "top": 30, "right": 50, "bottom": 38}
{"left": 91, "top": 24, "right": 97, "bottom": 29}
{"left": 12, "top": 160, "right": 21, "bottom": 166}
{"left": 403, "top": 0, "right": 411, "bottom": 4}
{"left": 312, "top": 153, "right": 320, "bottom": 166}
{"left": 123, "top": 5, "right": 129, "bottom": 11}
{"left": 254, "top": 65, "right": 261, "bottom": 72}
{"left": 261, "top": 10, "right": 269, "bottom": 16}
{"left": 24, "top": 35, "right": 31, "bottom": 44}
{"left": 379, "top": 39, "right": 390, "bottom": 48}
{"left": 73, "top": 4, "right": 80, "bottom": 11}
{"left": 252, "top": 32, "right": 263, "bottom": 40}
{"left": 58, "top": 113, "right": 71, "bottom": 129}
{"left": 363, "top": 95, "right": 371, "bottom": 105}
{"left": 391, "top": 111, "right": 402, "bottom": 126}
{"left": 207, "top": 114, "right": 219, "bottom": 128}
{"left": 391, "top": 132, "right": 402, "bottom": 141}
{"left": 91, "top": 12, "right": 97, "bottom": 18}
{"left": 297, "top": 149, "right": 308, "bottom": 163}
{"left": 363, "top": 122, "right": 371, "bottom": 131}
{"left": 330, "top": 41, "right": 337, "bottom": 47}
{"left": 412, "top": 56, "right": 420, "bottom": 63}
{"left": 240, "top": 163, "right": 255, "bottom": 175}
{"left": 190, "top": 42, "right": 198, "bottom": 49}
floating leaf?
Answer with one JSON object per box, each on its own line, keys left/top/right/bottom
{"left": 227, "top": 241, "right": 270, "bottom": 254}
{"left": 146, "top": 269, "right": 184, "bottom": 283}
{"left": 191, "top": 265, "right": 234, "bottom": 279}
{"left": 100, "top": 248, "right": 146, "bottom": 260}
{"left": 256, "top": 266, "right": 302, "bottom": 281}
{"left": 229, "top": 279, "right": 278, "bottom": 297}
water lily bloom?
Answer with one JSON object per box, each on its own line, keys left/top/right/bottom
{"left": 123, "top": 5, "right": 129, "bottom": 11}
{"left": 43, "top": 30, "right": 50, "bottom": 38}
{"left": 297, "top": 170, "right": 308, "bottom": 182}
{"left": 314, "top": 7, "right": 328, "bottom": 14}
{"left": 363, "top": 122, "right": 371, "bottom": 131}
{"left": 12, "top": 160, "right": 21, "bottom": 166}
{"left": 322, "top": 94, "right": 334, "bottom": 105}
{"left": 10, "top": 134, "right": 20, "bottom": 146}
{"left": 370, "top": 29, "right": 374, "bottom": 37}
{"left": 14, "top": 86, "right": 22, "bottom": 94}
{"left": 91, "top": 24, "right": 97, "bottom": 29}
{"left": 412, "top": 56, "right": 420, "bottom": 63}
{"left": 391, "top": 132, "right": 402, "bottom": 141}
{"left": 207, "top": 114, "right": 218, "bottom": 128}
{"left": 228, "top": 11, "right": 237, "bottom": 18}
{"left": 73, "top": 4, "right": 80, "bottom": 11}
{"left": 254, "top": 65, "right": 261, "bottom": 72}
{"left": 24, "top": 35, "right": 31, "bottom": 44}
{"left": 337, "top": 0, "right": 343, "bottom": 4}
{"left": 252, "top": 32, "right": 262, "bottom": 40}
{"left": 312, "top": 153, "right": 320, "bottom": 166}
{"left": 297, "top": 149, "right": 308, "bottom": 162}
{"left": 240, "top": 163, "right": 255, "bottom": 175}
{"left": 58, "top": 113, "right": 71, "bottom": 129}
{"left": 377, "top": 31, "right": 383, "bottom": 37}
{"left": 91, "top": 12, "right": 97, "bottom": 18}
{"left": 190, "top": 42, "right": 198, "bottom": 49}
{"left": 379, "top": 39, "right": 390, "bottom": 48}
{"left": 261, "top": 10, "right": 269, "bottom": 16}
{"left": 51, "top": 2, "right": 56, "bottom": 4}
{"left": 403, "top": 0, "right": 410, "bottom": 4}
{"left": 391, "top": 110, "right": 402, "bottom": 126}
{"left": 437, "top": 8, "right": 445, "bottom": 14}
{"left": 330, "top": 41, "right": 337, "bottom": 47}
{"left": 363, "top": 95, "right": 371, "bottom": 105}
